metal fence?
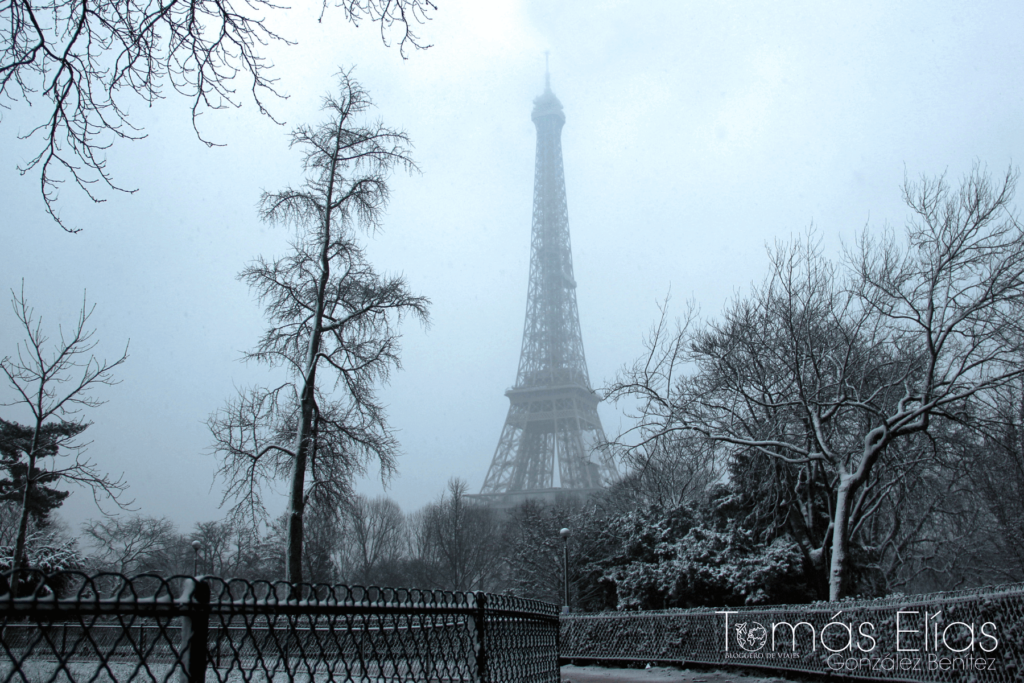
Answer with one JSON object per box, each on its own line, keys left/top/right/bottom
{"left": 0, "top": 571, "right": 559, "bottom": 683}
{"left": 560, "top": 582, "right": 1024, "bottom": 683}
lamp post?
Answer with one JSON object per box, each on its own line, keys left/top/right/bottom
{"left": 191, "top": 540, "right": 202, "bottom": 576}
{"left": 559, "top": 528, "right": 571, "bottom": 614}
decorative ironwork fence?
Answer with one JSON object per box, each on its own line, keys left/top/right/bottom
{"left": 560, "top": 582, "right": 1024, "bottom": 683}
{"left": 0, "top": 572, "right": 559, "bottom": 683}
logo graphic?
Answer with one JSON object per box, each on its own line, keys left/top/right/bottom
{"left": 736, "top": 622, "right": 768, "bottom": 651}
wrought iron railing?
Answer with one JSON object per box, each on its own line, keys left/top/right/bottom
{"left": 560, "top": 582, "right": 1024, "bottom": 683}
{"left": 0, "top": 571, "right": 559, "bottom": 683}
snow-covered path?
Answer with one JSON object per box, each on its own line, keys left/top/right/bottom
{"left": 562, "top": 664, "right": 810, "bottom": 683}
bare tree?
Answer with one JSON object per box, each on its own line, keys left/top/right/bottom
{"left": 950, "top": 378, "right": 1024, "bottom": 583}
{"left": 415, "top": 478, "right": 503, "bottom": 591}
{"left": 608, "top": 430, "right": 721, "bottom": 512}
{"left": 611, "top": 243, "right": 867, "bottom": 597}
{"left": 339, "top": 494, "right": 405, "bottom": 585}
{"left": 83, "top": 515, "right": 178, "bottom": 575}
{"left": 0, "top": 285, "right": 129, "bottom": 589}
{"left": 1, "top": 0, "right": 435, "bottom": 231}
{"left": 298, "top": 501, "right": 346, "bottom": 584}
{"left": 190, "top": 519, "right": 240, "bottom": 576}
{"left": 610, "top": 166, "right": 1024, "bottom": 599}
{"left": 501, "top": 496, "right": 612, "bottom": 607}
{"left": 208, "top": 71, "right": 428, "bottom": 584}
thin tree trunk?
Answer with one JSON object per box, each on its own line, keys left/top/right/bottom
{"left": 285, "top": 274, "right": 327, "bottom": 584}
{"left": 10, "top": 421, "right": 41, "bottom": 594}
{"left": 786, "top": 512, "right": 829, "bottom": 599}
{"left": 829, "top": 474, "right": 856, "bottom": 600}
{"left": 285, "top": 395, "right": 311, "bottom": 583}
{"left": 284, "top": 133, "right": 342, "bottom": 585}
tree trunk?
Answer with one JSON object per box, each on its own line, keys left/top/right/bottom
{"left": 285, "top": 420, "right": 309, "bottom": 584}
{"left": 283, "top": 134, "right": 342, "bottom": 585}
{"left": 284, "top": 267, "right": 327, "bottom": 585}
{"left": 828, "top": 474, "right": 855, "bottom": 600}
{"left": 786, "top": 514, "right": 829, "bottom": 600}
{"left": 285, "top": 303, "right": 325, "bottom": 584}
{"left": 10, "top": 421, "right": 41, "bottom": 594}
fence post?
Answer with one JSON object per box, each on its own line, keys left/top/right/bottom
{"left": 474, "top": 592, "right": 488, "bottom": 683}
{"left": 178, "top": 578, "right": 211, "bottom": 683}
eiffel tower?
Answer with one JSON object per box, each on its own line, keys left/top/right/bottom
{"left": 474, "top": 69, "right": 619, "bottom": 506}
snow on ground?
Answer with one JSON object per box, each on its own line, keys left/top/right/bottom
{"left": 561, "top": 664, "right": 814, "bottom": 683}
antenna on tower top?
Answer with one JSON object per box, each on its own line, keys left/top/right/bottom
{"left": 544, "top": 51, "right": 551, "bottom": 90}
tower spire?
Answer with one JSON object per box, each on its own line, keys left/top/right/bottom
{"left": 477, "top": 75, "right": 619, "bottom": 502}
{"left": 545, "top": 51, "right": 550, "bottom": 91}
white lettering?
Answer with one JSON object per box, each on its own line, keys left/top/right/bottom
{"left": 897, "top": 610, "right": 920, "bottom": 651}
{"left": 979, "top": 622, "right": 999, "bottom": 653}
{"left": 716, "top": 611, "right": 737, "bottom": 652}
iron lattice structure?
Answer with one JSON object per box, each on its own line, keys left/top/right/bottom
{"left": 479, "top": 78, "right": 619, "bottom": 498}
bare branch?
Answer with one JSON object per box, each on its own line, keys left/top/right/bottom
{"left": 208, "top": 72, "right": 427, "bottom": 584}
{"left": 611, "top": 168, "right": 1024, "bottom": 599}
{"left": 2, "top": 0, "right": 434, "bottom": 230}
{"left": 0, "top": 285, "right": 129, "bottom": 585}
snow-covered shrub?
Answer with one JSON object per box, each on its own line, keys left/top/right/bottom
{"left": 598, "top": 502, "right": 813, "bottom": 609}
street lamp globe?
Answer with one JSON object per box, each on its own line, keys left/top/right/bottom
{"left": 191, "top": 540, "right": 202, "bottom": 575}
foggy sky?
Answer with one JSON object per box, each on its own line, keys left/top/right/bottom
{"left": 3, "top": 1, "right": 1023, "bottom": 533}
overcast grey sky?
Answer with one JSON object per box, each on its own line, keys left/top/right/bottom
{"left": 3, "top": 1, "right": 1024, "bottom": 531}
